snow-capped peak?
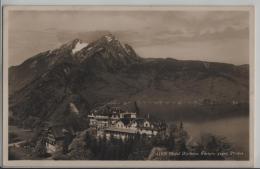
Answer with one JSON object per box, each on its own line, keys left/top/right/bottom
{"left": 72, "top": 41, "right": 88, "bottom": 54}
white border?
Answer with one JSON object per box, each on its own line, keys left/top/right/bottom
{"left": 1, "top": 4, "right": 257, "bottom": 168}
{"left": 0, "top": 0, "right": 3, "bottom": 167}
{"left": 0, "top": 0, "right": 258, "bottom": 6}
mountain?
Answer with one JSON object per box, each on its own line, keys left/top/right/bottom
{"left": 8, "top": 34, "right": 249, "bottom": 126}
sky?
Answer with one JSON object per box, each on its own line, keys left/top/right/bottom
{"left": 7, "top": 8, "right": 250, "bottom": 66}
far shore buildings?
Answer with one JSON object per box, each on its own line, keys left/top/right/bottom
{"left": 88, "top": 105, "right": 167, "bottom": 140}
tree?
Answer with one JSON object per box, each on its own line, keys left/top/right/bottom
{"left": 166, "top": 132, "right": 176, "bottom": 151}
{"left": 193, "top": 134, "right": 232, "bottom": 160}
{"left": 67, "top": 131, "right": 93, "bottom": 160}
{"left": 63, "top": 132, "right": 74, "bottom": 154}
{"left": 30, "top": 127, "right": 44, "bottom": 146}
{"left": 34, "top": 136, "right": 47, "bottom": 157}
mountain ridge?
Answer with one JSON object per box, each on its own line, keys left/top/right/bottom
{"left": 8, "top": 34, "right": 249, "bottom": 126}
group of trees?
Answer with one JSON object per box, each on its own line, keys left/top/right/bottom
{"left": 81, "top": 125, "right": 188, "bottom": 160}
{"left": 84, "top": 131, "right": 153, "bottom": 160}
{"left": 19, "top": 120, "right": 233, "bottom": 160}
{"left": 190, "top": 134, "right": 232, "bottom": 160}
{"left": 79, "top": 122, "right": 233, "bottom": 160}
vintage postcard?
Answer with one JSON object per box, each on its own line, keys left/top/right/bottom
{"left": 2, "top": 6, "right": 255, "bottom": 168}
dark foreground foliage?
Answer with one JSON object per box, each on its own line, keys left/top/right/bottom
{"left": 80, "top": 124, "right": 234, "bottom": 160}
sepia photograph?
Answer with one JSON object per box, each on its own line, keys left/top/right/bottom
{"left": 2, "top": 5, "right": 254, "bottom": 168}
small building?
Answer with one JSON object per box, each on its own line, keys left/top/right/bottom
{"left": 45, "top": 125, "right": 75, "bottom": 154}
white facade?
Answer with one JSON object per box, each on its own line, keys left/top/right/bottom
{"left": 46, "top": 142, "right": 56, "bottom": 153}
{"left": 88, "top": 114, "right": 109, "bottom": 129}
{"left": 144, "top": 120, "right": 151, "bottom": 128}
{"left": 115, "top": 121, "right": 125, "bottom": 128}
{"left": 119, "top": 112, "right": 136, "bottom": 119}
{"left": 88, "top": 110, "right": 162, "bottom": 140}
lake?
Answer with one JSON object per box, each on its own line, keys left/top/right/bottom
{"left": 182, "top": 116, "right": 249, "bottom": 159}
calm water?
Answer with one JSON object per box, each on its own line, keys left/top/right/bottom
{"left": 182, "top": 116, "right": 249, "bottom": 155}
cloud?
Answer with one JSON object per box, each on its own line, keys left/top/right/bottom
{"left": 8, "top": 9, "right": 250, "bottom": 66}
